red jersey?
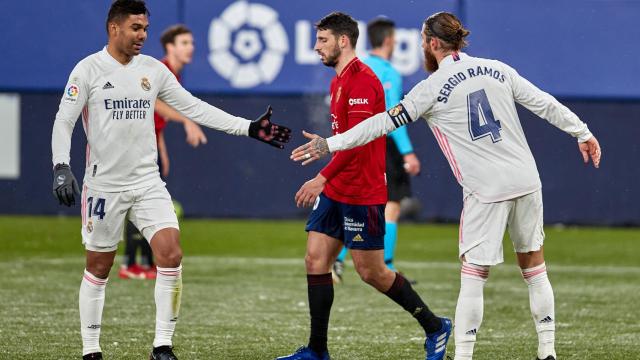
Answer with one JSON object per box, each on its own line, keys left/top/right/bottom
{"left": 153, "top": 58, "right": 181, "bottom": 136}
{"left": 320, "top": 58, "right": 387, "bottom": 205}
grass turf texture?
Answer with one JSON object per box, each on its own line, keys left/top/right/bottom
{"left": 0, "top": 216, "right": 638, "bottom": 359}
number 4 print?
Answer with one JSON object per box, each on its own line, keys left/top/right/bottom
{"left": 87, "top": 197, "right": 106, "bottom": 220}
{"left": 467, "top": 89, "right": 502, "bottom": 142}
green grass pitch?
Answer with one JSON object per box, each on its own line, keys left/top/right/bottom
{"left": 0, "top": 216, "right": 638, "bottom": 359}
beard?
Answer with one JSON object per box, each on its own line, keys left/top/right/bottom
{"left": 320, "top": 44, "right": 341, "bottom": 68}
{"left": 424, "top": 46, "right": 438, "bottom": 73}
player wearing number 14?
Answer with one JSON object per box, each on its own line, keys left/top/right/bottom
{"left": 51, "top": 1, "right": 290, "bottom": 359}
{"left": 292, "top": 12, "right": 601, "bottom": 360}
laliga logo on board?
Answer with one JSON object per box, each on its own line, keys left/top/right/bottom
{"left": 208, "top": 0, "right": 289, "bottom": 88}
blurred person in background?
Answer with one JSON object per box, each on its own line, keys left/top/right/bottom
{"left": 119, "top": 24, "right": 207, "bottom": 280}
{"left": 51, "top": 1, "right": 290, "bottom": 359}
{"left": 332, "top": 16, "right": 422, "bottom": 285}
{"left": 291, "top": 11, "right": 601, "bottom": 360}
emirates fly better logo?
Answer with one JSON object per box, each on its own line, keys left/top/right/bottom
{"left": 208, "top": 1, "right": 289, "bottom": 88}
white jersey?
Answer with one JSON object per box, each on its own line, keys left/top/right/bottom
{"left": 52, "top": 47, "right": 250, "bottom": 192}
{"left": 327, "top": 52, "right": 592, "bottom": 203}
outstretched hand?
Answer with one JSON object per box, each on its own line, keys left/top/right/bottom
{"left": 578, "top": 136, "right": 601, "bottom": 168}
{"left": 248, "top": 106, "right": 292, "bottom": 149}
{"left": 290, "top": 130, "right": 330, "bottom": 165}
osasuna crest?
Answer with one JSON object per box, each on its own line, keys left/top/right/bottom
{"left": 141, "top": 77, "right": 151, "bottom": 91}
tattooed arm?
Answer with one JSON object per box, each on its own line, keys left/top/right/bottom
{"left": 290, "top": 131, "right": 330, "bottom": 165}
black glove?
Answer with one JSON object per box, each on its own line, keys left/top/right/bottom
{"left": 52, "top": 163, "right": 81, "bottom": 207}
{"left": 248, "top": 106, "right": 292, "bottom": 149}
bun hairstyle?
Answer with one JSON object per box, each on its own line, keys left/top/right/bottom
{"left": 423, "top": 12, "right": 470, "bottom": 50}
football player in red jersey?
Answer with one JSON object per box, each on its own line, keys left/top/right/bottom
{"left": 278, "top": 12, "right": 451, "bottom": 360}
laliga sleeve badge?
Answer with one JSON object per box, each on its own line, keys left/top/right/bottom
{"left": 63, "top": 84, "right": 80, "bottom": 104}
{"left": 141, "top": 77, "right": 151, "bottom": 91}
{"left": 86, "top": 219, "right": 94, "bottom": 233}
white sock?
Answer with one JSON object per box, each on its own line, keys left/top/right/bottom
{"left": 79, "top": 269, "right": 108, "bottom": 355}
{"left": 153, "top": 265, "right": 183, "bottom": 348}
{"left": 454, "top": 263, "right": 489, "bottom": 360}
{"left": 522, "top": 263, "right": 556, "bottom": 359}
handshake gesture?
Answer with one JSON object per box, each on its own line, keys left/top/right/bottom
{"left": 248, "top": 106, "right": 292, "bottom": 149}
{"left": 52, "top": 105, "right": 292, "bottom": 207}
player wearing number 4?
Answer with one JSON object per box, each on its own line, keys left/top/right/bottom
{"left": 292, "top": 12, "right": 601, "bottom": 360}
{"left": 51, "top": 1, "right": 290, "bottom": 359}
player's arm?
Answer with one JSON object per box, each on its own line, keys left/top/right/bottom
{"left": 504, "top": 63, "right": 601, "bottom": 167}
{"left": 51, "top": 65, "right": 87, "bottom": 206}
{"left": 295, "top": 82, "right": 380, "bottom": 207}
{"left": 155, "top": 100, "right": 207, "bottom": 147}
{"left": 157, "top": 132, "right": 170, "bottom": 178}
{"left": 292, "top": 79, "right": 434, "bottom": 165}
{"left": 157, "top": 66, "right": 290, "bottom": 148}
{"left": 296, "top": 118, "right": 369, "bottom": 207}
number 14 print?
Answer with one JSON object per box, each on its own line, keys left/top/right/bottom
{"left": 87, "top": 197, "right": 106, "bottom": 220}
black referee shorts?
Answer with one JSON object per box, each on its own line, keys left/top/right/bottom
{"left": 386, "top": 138, "right": 412, "bottom": 202}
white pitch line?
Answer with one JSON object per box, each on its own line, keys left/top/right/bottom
{"left": 13, "top": 256, "right": 640, "bottom": 274}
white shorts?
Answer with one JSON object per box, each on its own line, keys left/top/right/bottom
{"left": 80, "top": 183, "right": 179, "bottom": 252}
{"left": 459, "top": 190, "right": 545, "bottom": 266}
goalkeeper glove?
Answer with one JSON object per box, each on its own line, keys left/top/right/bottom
{"left": 248, "top": 106, "right": 292, "bottom": 149}
{"left": 52, "top": 163, "right": 80, "bottom": 207}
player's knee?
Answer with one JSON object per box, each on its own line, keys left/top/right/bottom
{"left": 156, "top": 247, "right": 182, "bottom": 268}
{"left": 355, "top": 265, "right": 381, "bottom": 286}
{"left": 86, "top": 261, "right": 113, "bottom": 279}
{"left": 304, "top": 252, "right": 328, "bottom": 273}
{"left": 516, "top": 249, "right": 545, "bottom": 270}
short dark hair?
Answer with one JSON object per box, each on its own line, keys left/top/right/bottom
{"left": 423, "top": 12, "right": 470, "bottom": 51}
{"left": 106, "top": 0, "right": 150, "bottom": 34}
{"left": 160, "top": 24, "right": 192, "bottom": 53}
{"left": 315, "top": 12, "right": 359, "bottom": 48}
{"left": 367, "top": 17, "right": 395, "bottom": 49}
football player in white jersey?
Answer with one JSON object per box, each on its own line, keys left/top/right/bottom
{"left": 290, "top": 11, "right": 601, "bottom": 360}
{"left": 50, "top": 1, "right": 290, "bottom": 359}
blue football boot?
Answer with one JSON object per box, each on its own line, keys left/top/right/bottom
{"left": 276, "top": 346, "right": 330, "bottom": 360}
{"left": 424, "top": 317, "right": 452, "bottom": 360}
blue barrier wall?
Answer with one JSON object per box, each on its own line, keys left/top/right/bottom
{"left": 0, "top": 0, "right": 638, "bottom": 224}
{"left": 1, "top": 93, "right": 637, "bottom": 225}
